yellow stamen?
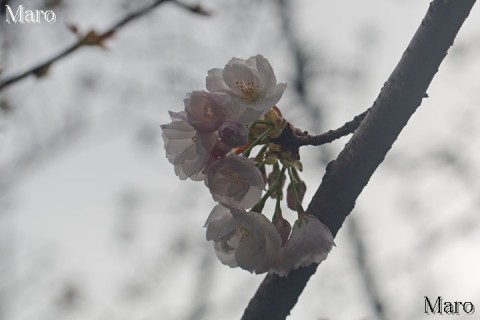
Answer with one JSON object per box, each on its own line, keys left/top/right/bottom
{"left": 237, "top": 226, "right": 252, "bottom": 242}
{"left": 235, "top": 80, "right": 259, "bottom": 102}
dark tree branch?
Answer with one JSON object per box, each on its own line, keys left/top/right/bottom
{"left": 241, "top": 1, "right": 476, "bottom": 319}
{"left": 299, "top": 110, "right": 368, "bottom": 146}
{"left": 0, "top": 0, "right": 209, "bottom": 91}
{"left": 272, "top": 109, "right": 368, "bottom": 149}
{"left": 276, "top": 1, "right": 388, "bottom": 317}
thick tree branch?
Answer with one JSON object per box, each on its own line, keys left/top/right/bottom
{"left": 241, "top": 1, "right": 476, "bottom": 319}
{"left": 0, "top": 0, "right": 208, "bottom": 91}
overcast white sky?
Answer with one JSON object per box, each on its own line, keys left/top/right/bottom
{"left": 1, "top": 1, "right": 480, "bottom": 319}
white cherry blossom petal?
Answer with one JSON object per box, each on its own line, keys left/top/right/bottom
{"left": 160, "top": 112, "right": 218, "bottom": 181}
{"left": 204, "top": 205, "right": 238, "bottom": 242}
{"left": 204, "top": 206, "right": 282, "bottom": 274}
{"left": 206, "top": 68, "right": 230, "bottom": 93}
{"left": 184, "top": 91, "right": 226, "bottom": 133}
{"left": 205, "top": 154, "right": 265, "bottom": 209}
{"left": 269, "top": 214, "right": 334, "bottom": 276}
{"left": 206, "top": 55, "right": 287, "bottom": 123}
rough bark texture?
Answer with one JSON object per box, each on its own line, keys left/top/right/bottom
{"left": 241, "top": 1, "right": 476, "bottom": 319}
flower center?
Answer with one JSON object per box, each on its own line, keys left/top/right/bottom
{"left": 237, "top": 226, "right": 253, "bottom": 242}
{"left": 229, "top": 171, "right": 241, "bottom": 184}
{"left": 235, "top": 80, "right": 259, "bottom": 102}
{"left": 203, "top": 105, "right": 214, "bottom": 120}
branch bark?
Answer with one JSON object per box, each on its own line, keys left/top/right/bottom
{"left": 241, "top": 1, "right": 476, "bottom": 319}
{"left": 272, "top": 109, "right": 368, "bottom": 149}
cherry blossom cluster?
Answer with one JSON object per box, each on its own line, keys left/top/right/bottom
{"left": 161, "top": 55, "right": 334, "bottom": 276}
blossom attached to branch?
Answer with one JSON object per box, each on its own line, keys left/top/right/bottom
{"left": 184, "top": 91, "right": 227, "bottom": 133}
{"left": 270, "top": 214, "right": 335, "bottom": 277}
{"left": 205, "top": 205, "right": 282, "bottom": 274}
{"left": 160, "top": 54, "right": 346, "bottom": 277}
{"left": 206, "top": 55, "right": 287, "bottom": 124}
{"left": 205, "top": 155, "right": 265, "bottom": 209}
{"left": 160, "top": 111, "right": 219, "bottom": 181}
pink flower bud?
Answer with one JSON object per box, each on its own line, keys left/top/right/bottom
{"left": 218, "top": 121, "right": 249, "bottom": 147}
{"left": 273, "top": 215, "right": 291, "bottom": 247}
{"left": 267, "top": 170, "right": 285, "bottom": 199}
{"left": 286, "top": 181, "right": 307, "bottom": 211}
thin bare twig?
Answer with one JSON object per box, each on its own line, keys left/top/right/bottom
{"left": 0, "top": 0, "right": 209, "bottom": 91}
{"left": 272, "top": 109, "right": 369, "bottom": 149}
{"left": 300, "top": 110, "right": 368, "bottom": 146}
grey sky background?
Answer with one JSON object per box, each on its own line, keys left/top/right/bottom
{"left": 1, "top": 0, "right": 480, "bottom": 319}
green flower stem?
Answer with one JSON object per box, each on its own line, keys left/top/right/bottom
{"left": 254, "top": 144, "right": 269, "bottom": 162}
{"left": 273, "top": 194, "right": 282, "bottom": 221}
{"left": 272, "top": 161, "right": 280, "bottom": 172}
{"left": 291, "top": 166, "right": 301, "bottom": 182}
{"left": 256, "top": 160, "right": 265, "bottom": 170}
{"left": 243, "top": 127, "right": 274, "bottom": 157}
{"left": 288, "top": 167, "right": 305, "bottom": 216}
{"left": 252, "top": 166, "right": 286, "bottom": 213}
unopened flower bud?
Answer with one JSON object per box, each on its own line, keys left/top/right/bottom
{"left": 218, "top": 121, "right": 249, "bottom": 147}
{"left": 264, "top": 107, "right": 288, "bottom": 139}
{"left": 264, "top": 152, "right": 279, "bottom": 165}
{"left": 248, "top": 122, "right": 271, "bottom": 140}
{"left": 287, "top": 180, "right": 307, "bottom": 211}
{"left": 267, "top": 169, "right": 285, "bottom": 199}
{"left": 273, "top": 215, "right": 291, "bottom": 247}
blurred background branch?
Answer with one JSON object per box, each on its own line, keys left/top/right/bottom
{"left": 0, "top": 0, "right": 209, "bottom": 91}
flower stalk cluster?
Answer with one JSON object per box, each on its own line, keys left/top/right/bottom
{"left": 160, "top": 55, "right": 334, "bottom": 276}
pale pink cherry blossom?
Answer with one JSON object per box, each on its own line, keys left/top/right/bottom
{"left": 206, "top": 55, "right": 287, "bottom": 123}
{"left": 270, "top": 214, "right": 334, "bottom": 277}
{"left": 160, "top": 111, "right": 219, "bottom": 181}
{"left": 205, "top": 154, "right": 265, "bottom": 209}
{"left": 184, "top": 91, "right": 226, "bottom": 133}
{"left": 204, "top": 205, "right": 282, "bottom": 274}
